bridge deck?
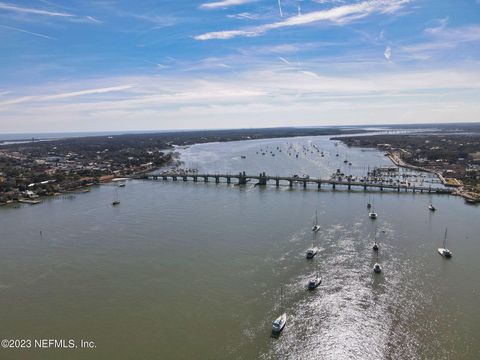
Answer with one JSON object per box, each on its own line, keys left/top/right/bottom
{"left": 141, "top": 172, "right": 453, "bottom": 194}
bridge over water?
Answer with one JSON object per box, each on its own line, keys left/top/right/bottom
{"left": 139, "top": 172, "right": 453, "bottom": 194}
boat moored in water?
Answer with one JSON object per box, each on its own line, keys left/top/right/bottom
{"left": 438, "top": 228, "right": 452, "bottom": 258}
{"left": 307, "top": 277, "right": 322, "bottom": 290}
{"left": 272, "top": 313, "right": 287, "bottom": 334}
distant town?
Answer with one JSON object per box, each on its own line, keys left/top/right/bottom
{"left": 333, "top": 125, "right": 480, "bottom": 203}
{"left": 0, "top": 127, "right": 364, "bottom": 205}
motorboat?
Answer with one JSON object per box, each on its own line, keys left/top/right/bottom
{"left": 438, "top": 228, "right": 452, "bottom": 258}
{"left": 373, "top": 263, "right": 382, "bottom": 273}
{"left": 428, "top": 204, "right": 436, "bottom": 211}
{"left": 272, "top": 313, "right": 287, "bottom": 334}
{"left": 369, "top": 211, "right": 378, "bottom": 219}
{"left": 306, "top": 247, "right": 318, "bottom": 259}
{"left": 307, "top": 277, "right": 322, "bottom": 290}
{"left": 112, "top": 200, "right": 120, "bottom": 206}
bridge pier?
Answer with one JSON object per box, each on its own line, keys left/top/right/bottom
{"left": 303, "top": 181, "right": 307, "bottom": 189}
{"left": 173, "top": 176, "right": 177, "bottom": 181}
{"left": 380, "top": 186, "right": 383, "bottom": 191}
{"left": 257, "top": 172, "right": 267, "bottom": 186}
{"left": 204, "top": 176, "right": 208, "bottom": 182}
{"left": 193, "top": 176, "right": 197, "bottom": 182}
{"left": 348, "top": 183, "right": 351, "bottom": 190}
{"left": 238, "top": 171, "right": 247, "bottom": 185}
{"left": 332, "top": 183, "right": 336, "bottom": 189}
{"left": 153, "top": 175, "right": 158, "bottom": 180}
{"left": 397, "top": 186, "right": 400, "bottom": 192}
{"left": 226, "top": 177, "right": 231, "bottom": 184}
{"left": 289, "top": 180, "right": 293, "bottom": 187}
{"left": 318, "top": 182, "right": 321, "bottom": 189}
{"left": 276, "top": 179, "right": 279, "bottom": 187}
{"left": 364, "top": 185, "right": 367, "bottom": 190}
{"left": 183, "top": 176, "right": 187, "bottom": 181}
{"left": 215, "top": 176, "right": 219, "bottom": 184}
{"left": 162, "top": 176, "right": 167, "bottom": 180}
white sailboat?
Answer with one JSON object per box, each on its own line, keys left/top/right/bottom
{"left": 372, "top": 225, "right": 379, "bottom": 251}
{"left": 272, "top": 287, "right": 287, "bottom": 334}
{"left": 112, "top": 188, "right": 120, "bottom": 206}
{"left": 306, "top": 231, "right": 318, "bottom": 259}
{"left": 437, "top": 228, "right": 452, "bottom": 258}
{"left": 312, "top": 210, "right": 320, "bottom": 232}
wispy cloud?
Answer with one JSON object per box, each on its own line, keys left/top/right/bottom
{"left": 0, "top": 24, "right": 54, "bottom": 40}
{"left": 42, "top": 85, "right": 134, "bottom": 100}
{"left": 200, "top": 0, "right": 256, "bottom": 10}
{"left": 195, "top": 0, "right": 409, "bottom": 40}
{"left": 402, "top": 24, "right": 480, "bottom": 55}
{"left": 0, "top": 2, "right": 73, "bottom": 17}
{"left": 0, "top": 85, "right": 133, "bottom": 108}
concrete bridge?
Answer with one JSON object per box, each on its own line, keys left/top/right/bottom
{"left": 140, "top": 171, "right": 453, "bottom": 194}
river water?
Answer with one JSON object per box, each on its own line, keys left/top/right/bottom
{"left": 0, "top": 135, "right": 479, "bottom": 359}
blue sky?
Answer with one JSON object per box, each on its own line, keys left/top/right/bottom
{"left": 0, "top": 0, "right": 479, "bottom": 133}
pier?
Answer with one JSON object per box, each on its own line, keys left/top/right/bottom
{"left": 140, "top": 172, "right": 453, "bottom": 194}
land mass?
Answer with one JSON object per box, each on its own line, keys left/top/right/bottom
{"left": 0, "top": 127, "right": 366, "bottom": 205}
{"left": 332, "top": 126, "right": 480, "bottom": 203}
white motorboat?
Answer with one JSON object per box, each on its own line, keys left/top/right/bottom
{"left": 369, "top": 211, "right": 378, "bottom": 219}
{"left": 307, "top": 277, "right": 322, "bottom": 290}
{"left": 428, "top": 204, "right": 436, "bottom": 211}
{"left": 438, "top": 228, "right": 452, "bottom": 258}
{"left": 373, "top": 263, "right": 382, "bottom": 273}
{"left": 272, "top": 313, "right": 287, "bottom": 334}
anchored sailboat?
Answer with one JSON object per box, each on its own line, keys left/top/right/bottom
{"left": 438, "top": 228, "right": 452, "bottom": 258}
{"left": 372, "top": 225, "right": 379, "bottom": 251}
{"left": 306, "top": 231, "right": 318, "bottom": 259}
{"left": 112, "top": 188, "right": 120, "bottom": 206}
{"left": 312, "top": 210, "right": 320, "bottom": 232}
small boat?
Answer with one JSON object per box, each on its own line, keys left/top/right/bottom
{"left": 372, "top": 225, "right": 379, "bottom": 251}
{"left": 306, "top": 247, "right": 318, "bottom": 259}
{"left": 312, "top": 210, "right": 320, "bottom": 232}
{"left": 118, "top": 183, "right": 126, "bottom": 188}
{"left": 344, "top": 159, "right": 348, "bottom": 163}
{"left": 307, "top": 277, "right": 322, "bottom": 290}
{"left": 428, "top": 204, "right": 436, "bottom": 211}
{"left": 369, "top": 211, "right": 378, "bottom": 219}
{"left": 112, "top": 188, "right": 120, "bottom": 206}
{"left": 373, "top": 263, "right": 382, "bottom": 273}
{"left": 437, "top": 228, "right": 452, "bottom": 258}
{"left": 272, "top": 313, "right": 287, "bottom": 334}
{"left": 367, "top": 203, "right": 372, "bottom": 209}
{"left": 241, "top": 155, "right": 246, "bottom": 159}
{"left": 306, "top": 232, "right": 318, "bottom": 259}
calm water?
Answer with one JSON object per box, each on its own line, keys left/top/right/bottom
{"left": 0, "top": 135, "right": 479, "bottom": 360}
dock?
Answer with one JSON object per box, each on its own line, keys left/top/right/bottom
{"left": 139, "top": 171, "right": 453, "bottom": 194}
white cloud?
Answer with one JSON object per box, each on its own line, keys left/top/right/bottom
{"left": 200, "top": 0, "right": 256, "bottom": 10}
{"left": 384, "top": 46, "right": 392, "bottom": 60}
{"left": 0, "top": 2, "right": 73, "bottom": 17}
{"left": 195, "top": 0, "right": 410, "bottom": 40}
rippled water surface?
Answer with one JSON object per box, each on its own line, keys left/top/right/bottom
{"left": 0, "top": 135, "right": 479, "bottom": 359}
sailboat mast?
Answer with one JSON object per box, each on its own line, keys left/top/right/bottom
{"left": 444, "top": 228, "right": 448, "bottom": 248}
